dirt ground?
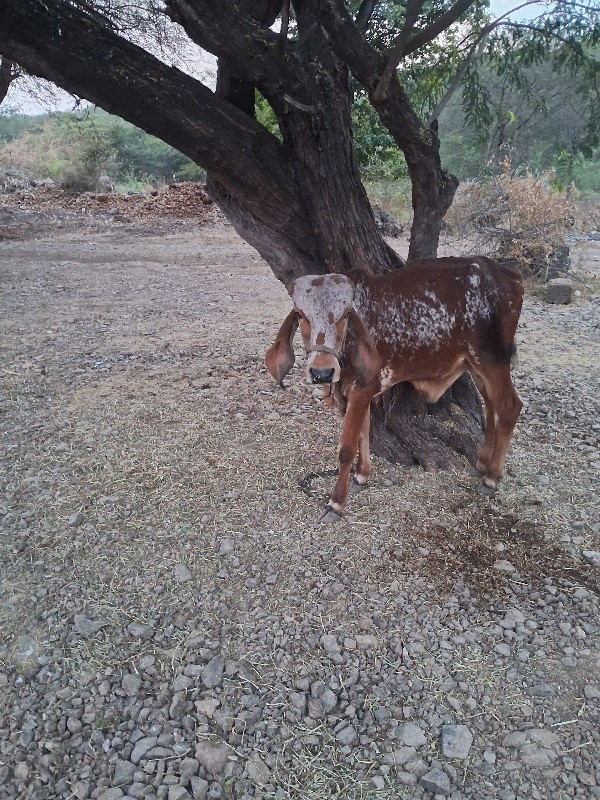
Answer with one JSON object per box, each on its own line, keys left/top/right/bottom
{"left": 0, "top": 210, "right": 599, "bottom": 800}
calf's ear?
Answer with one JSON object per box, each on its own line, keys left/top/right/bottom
{"left": 347, "top": 309, "right": 381, "bottom": 386}
{"left": 265, "top": 310, "right": 298, "bottom": 387}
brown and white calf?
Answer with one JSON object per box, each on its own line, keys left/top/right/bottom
{"left": 266, "top": 258, "right": 523, "bottom": 521}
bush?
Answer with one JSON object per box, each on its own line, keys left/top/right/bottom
{"left": 446, "top": 161, "right": 578, "bottom": 278}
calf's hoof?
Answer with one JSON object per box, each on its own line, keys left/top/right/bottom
{"left": 319, "top": 505, "right": 343, "bottom": 524}
{"left": 477, "top": 479, "right": 497, "bottom": 496}
{"left": 349, "top": 477, "right": 367, "bottom": 495}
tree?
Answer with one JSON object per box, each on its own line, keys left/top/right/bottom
{"left": 0, "top": 0, "right": 597, "bottom": 470}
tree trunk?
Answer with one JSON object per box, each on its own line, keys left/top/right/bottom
{"left": 0, "top": 0, "right": 484, "bottom": 471}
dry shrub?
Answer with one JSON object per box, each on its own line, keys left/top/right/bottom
{"left": 446, "top": 161, "right": 578, "bottom": 277}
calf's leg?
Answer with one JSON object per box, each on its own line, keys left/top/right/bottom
{"left": 350, "top": 411, "right": 371, "bottom": 494}
{"left": 473, "top": 364, "right": 522, "bottom": 493}
{"left": 321, "top": 391, "right": 373, "bottom": 522}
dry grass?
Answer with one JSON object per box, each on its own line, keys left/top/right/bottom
{"left": 445, "top": 162, "right": 579, "bottom": 277}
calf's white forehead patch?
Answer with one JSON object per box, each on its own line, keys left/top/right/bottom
{"left": 291, "top": 274, "right": 354, "bottom": 322}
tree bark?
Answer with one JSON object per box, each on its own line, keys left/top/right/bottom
{"left": 0, "top": 56, "right": 16, "bottom": 105}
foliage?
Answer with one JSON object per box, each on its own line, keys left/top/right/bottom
{"left": 0, "top": 109, "right": 205, "bottom": 189}
{"left": 351, "top": 90, "right": 408, "bottom": 180}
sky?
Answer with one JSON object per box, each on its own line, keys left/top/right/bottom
{"left": 2, "top": 1, "right": 559, "bottom": 116}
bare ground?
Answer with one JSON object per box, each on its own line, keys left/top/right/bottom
{"left": 0, "top": 214, "right": 599, "bottom": 800}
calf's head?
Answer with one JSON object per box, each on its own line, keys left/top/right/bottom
{"left": 265, "top": 273, "right": 380, "bottom": 388}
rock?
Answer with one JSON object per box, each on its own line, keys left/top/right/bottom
{"left": 397, "top": 722, "right": 426, "bottom": 748}
{"left": 174, "top": 563, "right": 193, "bottom": 583}
{"left": 68, "top": 511, "right": 84, "bottom": 527}
{"left": 194, "top": 741, "right": 231, "bottom": 775}
{"left": 219, "top": 538, "right": 235, "bottom": 555}
{"left": 495, "top": 643, "right": 511, "bottom": 657}
{"left": 528, "top": 729, "right": 558, "bottom": 747}
{"left": 97, "top": 790, "right": 124, "bottom": 800}
{"left": 336, "top": 725, "right": 357, "bottom": 746}
{"left": 247, "top": 756, "right": 270, "bottom": 787}
{"left": 127, "top": 622, "right": 155, "bottom": 640}
{"left": 383, "top": 747, "right": 417, "bottom": 767}
{"left": 113, "top": 759, "right": 136, "bottom": 786}
{"left": 420, "top": 768, "right": 451, "bottom": 796}
{"left": 130, "top": 736, "right": 158, "bottom": 764}
{"left": 179, "top": 758, "right": 200, "bottom": 785}
{"left": 493, "top": 560, "right": 516, "bottom": 573}
{"left": 441, "top": 725, "right": 473, "bottom": 759}
{"left": 526, "top": 683, "right": 555, "bottom": 698}
{"left": 168, "top": 788, "right": 191, "bottom": 800}
{"left": 74, "top": 615, "right": 108, "bottom": 635}
{"left": 195, "top": 698, "right": 220, "bottom": 718}
{"left": 582, "top": 550, "right": 600, "bottom": 566}
{"left": 12, "top": 634, "right": 38, "bottom": 667}
{"left": 519, "top": 743, "right": 553, "bottom": 767}
{"left": 584, "top": 685, "right": 600, "bottom": 700}
{"left": 503, "top": 731, "right": 527, "bottom": 748}
{"left": 122, "top": 673, "right": 142, "bottom": 697}
{"left": 355, "top": 634, "right": 379, "bottom": 650}
{"left": 202, "top": 656, "right": 225, "bottom": 689}
{"left": 190, "top": 778, "right": 208, "bottom": 800}
{"left": 547, "top": 277, "right": 572, "bottom": 304}
{"left": 320, "top": 634, "right": 339, "bottom": 652}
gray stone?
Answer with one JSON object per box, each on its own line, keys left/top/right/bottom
{"left": 202, "top": 656, "right": 225, "bottom": 689}
{"left": 336, "top": 725, "right": 357, "bottom": 746}
{"left": 584, "top": 685, "right": 600, "bottom": 700}
{"left": 503, "top": 731, "right": 527, "bottom": 748}
{"left": 320, "top": 634, "right": 339, "bottom": 652}
{"left": 174, "top": 563, "right": 193, "bottom": 583}
{"left": 247, "top": 756, "right": 270, "bottom": 787}
{"left": 441, "top": 725, "right": 474, "bottom": 759}
{"left": 383, "top": 747, "right": 417, "bottom": 768}
{"left": 168, "top": 788, "right": 191, "bottom": 800}
{"left": 190, "top": 778, "right": 208, "bottom": 800}
{"left": 130, "top": 736, "right": 158, "bottom": 764}
{"left": 547, "top": 278, "right": 572, "bottom": 304}
{"left": 194, "top": 740, "right": 231, "bottom": 775}
{"left": 583, "top": 550, "right": 600, "bottom": 566}
{"left": 195, "top": 698, "right": 220, "bottom": 718}
{"left": 68, "top": 511, "right": 84, "bottom": 527}
{"left": 127, "top": 622, "right": 155, "bottom": 640}
{"left": 98, "top": 791, "right": 125, "bottom": 800}
{"left": 495, "top": 643, "right": 511, "bottom": 657}
{"left": 528, "top": 729, "right": 559, "bottom": 747}
{"left": 219, "top": 538, "right": 235, "bottom": 555}
{"left": 113, "top": 759, "right": 136, "bottom": 787}
{"left": 420, "top": 768, "right": 451, "bottom": 796}
{"left": 519, "top": 744, "right": 553, "bottom": 767}
{"left": 397, "top": 722, "right": 426, "bottom": 748}
{"left": 493, "top": 560, "right": 516, "bottom": 573}
{"left": 74, "top": 615, "right": 108, "bottom": 635}
{"left": 179, "top": 758, "right": 200, "bottom": 785}
{"left": 122, "top": 673, "right": 142, "bottom": 697}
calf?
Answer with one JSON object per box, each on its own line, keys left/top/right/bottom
{"left": 265, "top": 258, "right": 523, "bottom": 521}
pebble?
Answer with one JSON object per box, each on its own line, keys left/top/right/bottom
{"left": 73, "top": 615, "right": 108, "bottom": 635}
{"left": 441, "top": 725, "right": 474, "bottom": 759}
{"left": 127, "top": 622, "right": 155, "bottom": 640}
{"left": 247, "top": 756, "right": 270, "bottom": 786}
{"left": 130, "top": 736, "right": 158, "bottom": 764}
{"left": 201, "top": 656, "right": 225, "bottom": 689}
{"left": 174, "top": 563, "right": 193, "bottom": 582}
{"left": 194, "top": 741, "right": 231, "bottom": 775}
{"left": 493, "top": 560, "right": 516, "bottom": 573}
{"left": 397, "top": 722, "right": 426, "bottom": 748}
{"left": 420, "top": 768, "right": 451, "bottom": 796}
{"left": 122, "top": 673, "right": 142, "bottom": 697}
{"left": 336, "top": 725, "right": 357, "bottom": 746}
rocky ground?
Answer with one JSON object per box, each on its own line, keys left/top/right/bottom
{"left": 0, "top": 199, "right": 599, "bottom": 800}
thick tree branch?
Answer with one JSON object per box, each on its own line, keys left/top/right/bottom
{"left": 0, "top": 0, "right": 317, "bottom": 281}
{"left": 355, "top": 0, "right": 377, "bottom": 34}
{"left": 372, "top": 0, "right": 424, "bottom": 101}
{"left": 0, "top": 56, "right": 16, "bottom": 104}
{"left": 164, "top": 0, "right": 310, "bottom": 105}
